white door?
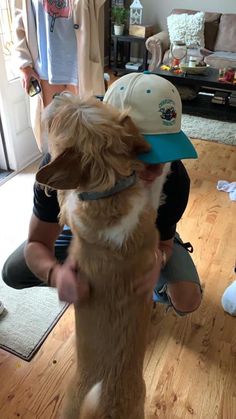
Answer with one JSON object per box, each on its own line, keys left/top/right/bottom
{"left": 0, "top": 1, "right": 40, "bottom": 171}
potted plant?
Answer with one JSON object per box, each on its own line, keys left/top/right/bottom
{"left": 112, "top": 6, "right": 129, "bottom": 35}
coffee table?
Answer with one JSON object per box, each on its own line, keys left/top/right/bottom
{"left": 154, "top": 67, "right": 236, "bottom": 122}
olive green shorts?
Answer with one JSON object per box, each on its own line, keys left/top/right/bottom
{"left": 153, "top": 233, "right": 202, "bottom": 315}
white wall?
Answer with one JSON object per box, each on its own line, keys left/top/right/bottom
{"left": 142, "top": 0, "right": 236, "bottom": 30}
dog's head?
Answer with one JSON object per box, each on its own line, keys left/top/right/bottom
{"left": 36, "top": 94, "right": 150, "bottom": 192}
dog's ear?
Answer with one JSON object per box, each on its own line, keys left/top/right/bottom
{"left": 36, "top": 149, "right": 85, "bottom": 190}
{"left": 120, "top": 116, "right": 151, "bottom": 155}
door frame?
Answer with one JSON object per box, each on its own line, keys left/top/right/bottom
{"left": 0, "top": 36, "right": 41, "bottom": 172}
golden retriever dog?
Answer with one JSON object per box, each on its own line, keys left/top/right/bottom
{"left": 36, "top": 94, "right": 165, "bottom": 419}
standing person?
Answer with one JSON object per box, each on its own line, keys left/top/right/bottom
{"left": 13, "top": 0, "right": 106, "bottom": 150}
{"left": 2, "top": 73, "right": 202, "bottom": 316}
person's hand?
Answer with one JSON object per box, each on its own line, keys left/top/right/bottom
{"left": 134, "top": 250, "right": 162, "bottom": 296}
{"left": 50, "top": 257, "right": 90, "bottom": 304}
{"left": 20, "top": 66, "right": 40, "bottom": 93}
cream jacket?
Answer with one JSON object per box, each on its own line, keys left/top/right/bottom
{"left": 13, "top": 0, "right": 106, "bottom": 150}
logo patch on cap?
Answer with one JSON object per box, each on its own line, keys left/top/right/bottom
{"left": 159, "top": 99, "right": 177, "bottom": 127}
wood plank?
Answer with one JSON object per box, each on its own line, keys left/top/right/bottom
{"left": 0, "top": 138, "right": 236, "bottom": 418}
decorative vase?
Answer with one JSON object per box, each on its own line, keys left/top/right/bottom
{"left": 170, "top": 41, "right": 187, "bottom": 67}
{"left": 114, "top": 24, "right": 124, "bottom": 35}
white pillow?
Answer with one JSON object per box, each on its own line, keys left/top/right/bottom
{"left": 167, "top": 12, "right": 205, "bottom": 48}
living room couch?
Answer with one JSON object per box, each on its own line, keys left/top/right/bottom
{"left": 146, "top": 9, "right": 236, "bottom": 71}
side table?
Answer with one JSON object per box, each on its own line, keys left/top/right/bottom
{"left": 111, "top": 34, "right": 149, "bottom": 76}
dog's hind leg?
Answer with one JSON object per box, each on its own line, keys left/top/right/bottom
{"left": 79, "top": 382, "right": 102, "bottom": 419}
{"left": 62, "top": 379, "right": 101, "bottom": 419}
{"left": 62, "top": 376, "right": 81, "bottom": 419}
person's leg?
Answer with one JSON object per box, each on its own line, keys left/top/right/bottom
{"left": 2, "top": 228, "right": 72, "bottom": 289}
{"left": 2, "top": 242, "right": 42, "bottom": 289}
{"left": 40, "top": 80, "right": 77, "bottom": 107}
{"left": 153, "top": 233, "right": 202, "bottom": 315}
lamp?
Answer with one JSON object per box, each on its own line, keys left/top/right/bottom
{"left": 129, "top": 0, "right": 143, "bottom": 25}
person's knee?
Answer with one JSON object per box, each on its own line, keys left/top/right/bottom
{"left": 167, "top": 281, "right": 202, "bottom": 313}
{"left": 1, "top": 258, "right": 23, "bottom": 289}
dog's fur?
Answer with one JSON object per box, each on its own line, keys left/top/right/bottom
{"left": 36, "top": 95, "right": 167, "bottom": 419}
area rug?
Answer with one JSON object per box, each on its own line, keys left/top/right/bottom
{"left": 182, "top": 114, "right": 236, "bottom": 145}
{"left": 0, "top": 281, "right": 68, "bottom": 361}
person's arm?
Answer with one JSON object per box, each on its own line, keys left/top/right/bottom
{"left": 134, "top": 237, "right": 174, "bottom": 295}
{"left": 28, "top": 154, "right": 88, "bottom": 303}
{"left": 158, "top": 238, "right": 174, "bottom": 268}
{"left": 24, "top": 214, "right": 62, "bottom": 282}
{"left": 135, "top": 160, "right": 190, "bottom": 295}
{"left": 14, "top": 1, "right": 33, "bottom": 68}
{"left": 13, "top": 1, "right": 39, "bottom": 92}
{"left": 24, "top": 214, "right": 89, "bottom": 303}
{"left": 20, "top": 66, "right": 40, "bottom": 93}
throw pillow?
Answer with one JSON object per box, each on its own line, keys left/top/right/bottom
{"left": 214, "top": 14, "right": 236, "bottom": 53}
{"left": 167, "top": 12, "right": 205, "bottom": 48}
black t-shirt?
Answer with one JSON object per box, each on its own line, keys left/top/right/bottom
{"left": 33, "top": 154, "right": 190, "bottom": 241}
{"left": 157, "top": 160, "right": 190, "bottom": 240}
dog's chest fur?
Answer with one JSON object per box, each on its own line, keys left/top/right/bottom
{"left": 64, "top": 185, "right": 148, "bottom": 248}
{"left": 61, "top": 163, "right": 170, "bottom": 249}
{"left": 59, "top": 168, "right": 169, "bottom": 419}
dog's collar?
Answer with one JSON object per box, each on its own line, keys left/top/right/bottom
{"left": 77, "top": 172, "right": 137, "bottom": 201}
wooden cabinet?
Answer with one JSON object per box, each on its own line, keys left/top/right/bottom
{"left": 108, "top": 1, "right": 148, "bottom": 75}
{"left": 111, "top": 34, "right": 148, "bottom": 76}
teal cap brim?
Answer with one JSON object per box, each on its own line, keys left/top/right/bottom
{"left": 138, "top": 131, "right": 198, "bottom": 164}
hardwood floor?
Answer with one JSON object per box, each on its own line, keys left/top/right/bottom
{"left": 0, "top": 140, "right": 235, "bottom": 419}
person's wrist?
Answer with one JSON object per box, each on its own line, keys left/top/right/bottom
{"left": 155, "top": 249, "right": 167, "bottom": 270}
{"left": 46, "top": 262, "right": 59, "bottom": 287}
{"left": 160, "top": 249, "right": 167, "bottom": 269}
{"left": 20, "top": 66, "right": 32, "bottom": 74}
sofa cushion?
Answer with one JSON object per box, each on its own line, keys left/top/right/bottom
{"left": 214, "top": 14, "right": 236, "bottom": 53}
{"left": 167, "top": 12, "right": 205, "bottom": 48}
{"left": 171, "top": 9, "right": 221, "bottom": 51}
{"left": 204, "top": 51, "right": 236, "bottom": 69}
{"left": 204, "top": 12, "right": 221, "bottom": 51}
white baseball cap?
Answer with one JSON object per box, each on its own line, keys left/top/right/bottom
{"left": 103, "top": 72, "right": 198, "bottom": 164}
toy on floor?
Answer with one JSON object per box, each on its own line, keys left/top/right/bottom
{"left": 217, "top": 180, "right": 236, "bottom": 201}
